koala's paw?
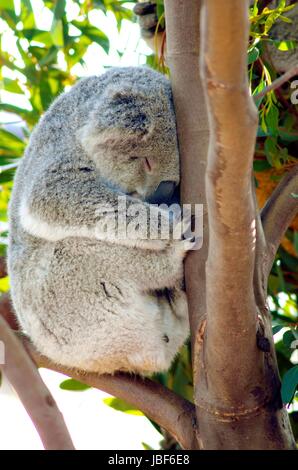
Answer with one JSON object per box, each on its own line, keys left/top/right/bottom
{"left": 181, "top": 237, "right": 198, "bottom": 254}
{"left": 170, "top": 237, "right": 195, "bottom": 261}
{"left": 172, "top": 211, "right": 192, "bottom": 241}
{"left": 133, "top": 2, "right": 159, "bottom": 39}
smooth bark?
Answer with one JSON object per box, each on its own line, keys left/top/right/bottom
{"left": 0, "top": 316, "right": 75, "bottom": 450}
{"left": 196, "top": 0, "right": 295, "bottom": 449}
{"left": 164, "top": 0, "right": 209, "bottom": 355}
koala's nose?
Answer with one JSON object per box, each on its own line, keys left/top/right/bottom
{"left": 147, "top": 180, "right": 177, "bottom": 204}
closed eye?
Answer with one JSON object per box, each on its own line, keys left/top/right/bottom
{"left": 128, "top": 156, "right": 153, "bottom": 172}
{"left": 144, "top": 157, "right": 152, "bottom": 172}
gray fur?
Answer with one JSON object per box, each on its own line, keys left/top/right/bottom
{"left": 8, "top": 66, "right": 191, "bottom": 375}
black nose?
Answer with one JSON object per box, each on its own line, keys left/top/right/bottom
{"left": 147, "top": 181, "right": 177, "bottom": 204}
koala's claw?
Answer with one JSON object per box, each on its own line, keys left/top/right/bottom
{"left": 183, "top": 237, "right": 197, "bottom": 252}
{"left": 178, "top": 235, "right": 202, "bottom": 254}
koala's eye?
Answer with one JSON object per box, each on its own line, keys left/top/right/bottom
{"left": 128, "top": 157, "right": 139, "bottom": 162}
{"left": 144, "top": 157, "right": 153, "bottom": 173}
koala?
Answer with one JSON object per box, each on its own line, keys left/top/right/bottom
{"left": 8, "top": 66, "right": 193, "bottom": 375}
{"left": 134, "top": 1, "right": 298, "bottom": 73}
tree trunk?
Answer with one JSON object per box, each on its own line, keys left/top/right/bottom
{"left": 164, "top": 0, "right": 296, "bottom": 449}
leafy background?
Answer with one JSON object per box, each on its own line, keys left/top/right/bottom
{"left": 0, "top": 0, "right": 297, "bottom": 447}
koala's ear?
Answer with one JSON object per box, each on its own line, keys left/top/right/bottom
{"left": 105, "top": 85, "right": 149, "bottom": 106}
{"left": 98, "top": 85, "right": 153, "bottom": 134}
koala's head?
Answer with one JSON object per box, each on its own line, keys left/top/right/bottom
{"left": 78, "top": 68, "right": 179, "bottom": 203}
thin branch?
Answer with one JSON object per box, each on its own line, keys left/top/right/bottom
{"left": 252, "top": 176, "right": 268, "bottom": 307}
{"left": 23, "top": 337, "right": 199, "bottom": 450}
{"left": 0, "top": 297, "right": 198, "bottom": 450}
{"left": 0, "top": 315, "right": 75, "bottom": 450}
{"left": 261, "top": 164, "right": 298, "bottom": 276}
{"left": 254, "top": 66, "right": 298, "bottom": 102}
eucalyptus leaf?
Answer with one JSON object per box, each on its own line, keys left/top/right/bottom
{"left": 59, "top": 379, "right": 90, "bottom": 391}
{"left": 281, "top": 366, "right": 298, "bottom": 404}
{"left": 103, "top": 397, "right": 143, "bottom": 416}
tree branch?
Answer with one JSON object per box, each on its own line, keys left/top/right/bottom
{"left": 0, "top": 296, "right": 198, "bottom": 450}
{"left": 254, "top": 66, "right": 298, "bottom": 102}
{"left": 0, "top": 315, "right": 75, "bottom": 450}
{"left": 261, "top": 164, "right": 298, "bottom": 276}
{"left": 23, "top": 337, "right": 199, "bottom": 450}
{"left": 200, "top": 0, "right": 261, "bottom": 402}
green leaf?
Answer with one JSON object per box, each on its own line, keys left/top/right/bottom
{"left": 274, "top": 40, "right": 297, "bottom": 51}
{"left": 22, "top": 29, "right": 53, "bottom": 47}
{"left": 278, "top": 127, "right": 298, "bottom": 142}
{"left": 0, "top": 168, "right": 16, "bottom": 183}
{"left": 40, "top": 74, "right": 54, "bottom": 110}
{"left": 279, "top": 247, "right": 298, "bottom": 274}
{"left": 156, "top": 4, "right": 164, "bottom": 21}
{"left": 59, "top": 379, "right": 90, "bottom": 391}
{"left": 272, "top": 325, "right": 284, "bottom": 335}
{"left": 142, "top": 442, "right": 154, "bottom": 450}
{"left": 0, "top": 0, "right": 15, "bottom": 8}
{"left": 268, "top": 274, "right": 279, "bottom": 294}
{"left": 0, "top": 0, "right": 18, "bottom": 28}
{"left": 0, "top": 129, "right": 25, "bottom": 152}
{"left": 283, "top": 330, "right": 297, "bottom": 349}
{"left": 253, "top": 159, "right": 271, "bottom": 171}
{"left": 278, "top": 14, "right": 292, "bottom": 24}
{"left": 20, "top": 0, "right": 36, "bottom": 29}
{"left": 253, "top": 80, "right": 266, "bottom": 108}
{"left": 247, "top": 46, "right": 259, "bottom": 65}
{"left": 103, "top": 397, "right": 143, "bottom": 416}
{"left": 2, "top": 78, "right": 23, "bottom": 95}
{"left": 53, "top": 0, "right": 66, "bottom": 20}
{"left": 172, "top": 361, "right": 192, "bottom": 401}
{"left": 264, "top": 136, "right": 278, "bottom": 166}
{"left": 265, "top": 104, "right": 279, "bottom": 136}
{"left": 281, "top": 365, "right": 298, "bottom": 404}
{"left": 49, "top": 0, "right": 66, "bottom": 48}
{"left": 71, "top": 21, "right": 110, "bottom": 53}
{"left": 39, "top": 46, "right": 59, "bottom": 66}
{"left": 0, "top": 103, "right": 37, "bottom": 126}
{"left": 51, "top": 20, "right": 64, "bottom": 47}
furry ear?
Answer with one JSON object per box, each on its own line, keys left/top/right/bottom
{"left": 105, "top": 85, "right": 150, "bottom": 105}
{"left": 92, "top": 84, "right": 153, "bottom": 134}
